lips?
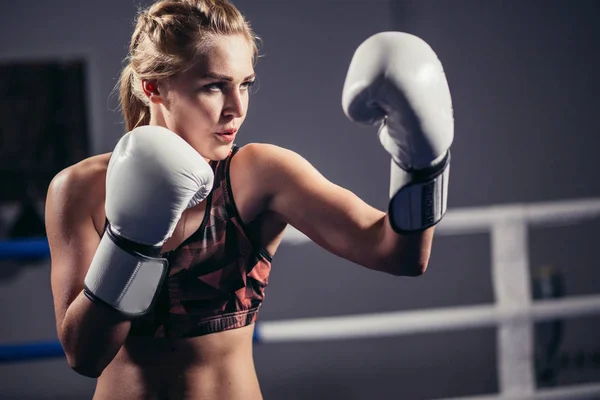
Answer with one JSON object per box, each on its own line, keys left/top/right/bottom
{"left": 216, "top": 128, "right": 237, "bottom": 135}
{"left": 215, "top": 128, "right": 237, "bottom": 143}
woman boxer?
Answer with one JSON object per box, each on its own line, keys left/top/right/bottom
{"left": 45, "top": 0, "right": 453, "bottom": 398}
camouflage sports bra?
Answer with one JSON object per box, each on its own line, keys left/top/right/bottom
{"left": 126, "top": 145, "right": 273, "bottom": 338}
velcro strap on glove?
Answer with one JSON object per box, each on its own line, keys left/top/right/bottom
{"left": 388, "top": 151, "right": 450, "bottom": 233}
{"left": 83, "top": 225, "right": 168, "bottom": 317}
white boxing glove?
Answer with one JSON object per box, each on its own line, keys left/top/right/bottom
{"left": 342, "top": 32, "right": 453, "bottom": 232}
{"left": 84, "top": 125, "right": 214, "bottom": 316}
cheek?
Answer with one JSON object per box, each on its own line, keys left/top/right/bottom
{"left": 198, "top": 95, "right": 224, "bottom": 119}
{"left": 176, "top": 95, "right": 221, "bottom": 125}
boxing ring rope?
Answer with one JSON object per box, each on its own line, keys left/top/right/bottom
{"left": 1, "top": 198, "right": 600, "bottom": 400}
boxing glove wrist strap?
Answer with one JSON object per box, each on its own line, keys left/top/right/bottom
{"left": 388, "top": 151, "right": 450, "bottom": 233}
{"left": 83, "top": 225, "right": 169, "bottom": 317}
{"left": 105, "top": 225, "right": 163, "bottom": 258}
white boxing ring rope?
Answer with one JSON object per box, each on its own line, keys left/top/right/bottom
{"left": 258, "top": 294, "right": 600, "bottom": 342}
{"left": 276, "top": 198, "right": 600, "bottom": 399}
{"left": 1, "top": 198, "right": 600, "bottom": 399}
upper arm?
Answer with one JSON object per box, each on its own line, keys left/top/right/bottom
{"left": 247, "top": 143, "right": 387, "bottom": 269}
{"left": 45, "top": 167, "right": 102, "bottom": 336}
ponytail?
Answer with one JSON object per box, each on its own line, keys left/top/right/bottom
{"left": 119, "top": 64, "right": 150, "bottom": 132}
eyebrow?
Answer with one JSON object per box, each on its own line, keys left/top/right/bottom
{"left": 200, "top": 72, "right": 256, "bottom": 81}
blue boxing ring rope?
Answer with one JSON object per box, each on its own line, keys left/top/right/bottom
{"left": 0, "top": 238, "right": 49, "bottom": 259}
{"left": 2, "top": 199, "right": 600, "bottom": 400}
{"left": 0, "top": 237, "right": 61, "bottom": 363}
{"left": 0, "top": 340, "right": 64, "bottom": 363}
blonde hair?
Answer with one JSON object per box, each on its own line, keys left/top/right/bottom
{"left": 118, "top": 0, "right": 260, "bottom": 131}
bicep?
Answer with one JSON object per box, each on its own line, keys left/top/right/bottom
{"left": 46, "top": 172, "right": 101, "bottom": 331}
{"left": 264, "top": 146, "right": 386, "bottom": 268}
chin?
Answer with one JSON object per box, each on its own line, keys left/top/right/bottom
{"left": 213, "top": 146, "right": 234, "bottom": 161}
{"left": 197, "top": 143, "right": 233, "bottom": 161}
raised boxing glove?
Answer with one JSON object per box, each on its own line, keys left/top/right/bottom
{"left": 84, "top": 125, "right": 214, "bottom": 316}
{"left": 342, "top": 32, "right": 453, "bottom": 232}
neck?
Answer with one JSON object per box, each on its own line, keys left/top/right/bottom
{"left": 148, "top": 106, "right": 167, "bottom": 128}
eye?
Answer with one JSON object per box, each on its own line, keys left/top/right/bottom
{"left": 241, "top": 80, "right": 256, "bottom": 90}
{"left": 203, "top": 82, "right": 225, "bottom": 92}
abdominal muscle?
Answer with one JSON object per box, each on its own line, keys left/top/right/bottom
{"left": 94, "top": 324, "right": 262, "bottom": 400}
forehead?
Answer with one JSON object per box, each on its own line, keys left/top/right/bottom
{"left": 188, "top": 34, "right": 254, "bottom": 79}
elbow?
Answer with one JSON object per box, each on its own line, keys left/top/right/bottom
{"left": 376, "top": 227, "right": 434, "bottom": 277}
{"left": 71, "top": 364, "right": 103, "bottom": 379}
{"left": 66, "top": 353, "right": 104, "bottom": 378}
{"left": 59, "top": 332, "right": 105, "bottom": 378}
{"left": 376, "top": 250, "right": 430, "bottom": 277}
{"left": 386, "top": 259, "right": 428, "bottom": 277}
{"left": 401, "top": 260, "right": 428, "bottom": 277}
{"left": 61, "top": 335, "right": 106, "bottom": 378}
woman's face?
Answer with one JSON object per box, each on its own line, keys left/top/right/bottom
{"left": 154, "top": 34, "right": 255, "bottom": 160}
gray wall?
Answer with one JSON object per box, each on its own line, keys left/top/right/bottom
{"left": 0, "top": 0, "right": 599, "bottom": 399}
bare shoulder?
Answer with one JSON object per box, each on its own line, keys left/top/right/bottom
{"left": 231, "top": 142, "right": 334, "bottom": 222}
{"left": 228, "top": 143, "right": 319, "bottom": 224}
{"left": 46, "top": 153, "right": 111, "bottom": 234}
{"left": 49, "top": 154, "right": 109, "bottom": 192}
{"left": 234, "top": 143, "right": 317, "bottom": 182}
{"left": 235, "top": 142, "right": 304, "bottom": 164}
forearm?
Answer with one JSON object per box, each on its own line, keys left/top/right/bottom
{"left": 60, "top": 290, "right": 131, "bottom": 378}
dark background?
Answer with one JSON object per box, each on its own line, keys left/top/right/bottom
{"left": 0, "top": 0, "right": 599, "bottom": 398}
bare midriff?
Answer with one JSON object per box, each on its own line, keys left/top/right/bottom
{"left": 94, "top": 324, "right": 261, "bottom": 400}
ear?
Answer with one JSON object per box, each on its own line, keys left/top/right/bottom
{"left": 142, "top": 79, "right": 161, "bottom": 103}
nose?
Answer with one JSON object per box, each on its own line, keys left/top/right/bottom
{"left": 223, "top": 88, "right": 245, "bottom": 119}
